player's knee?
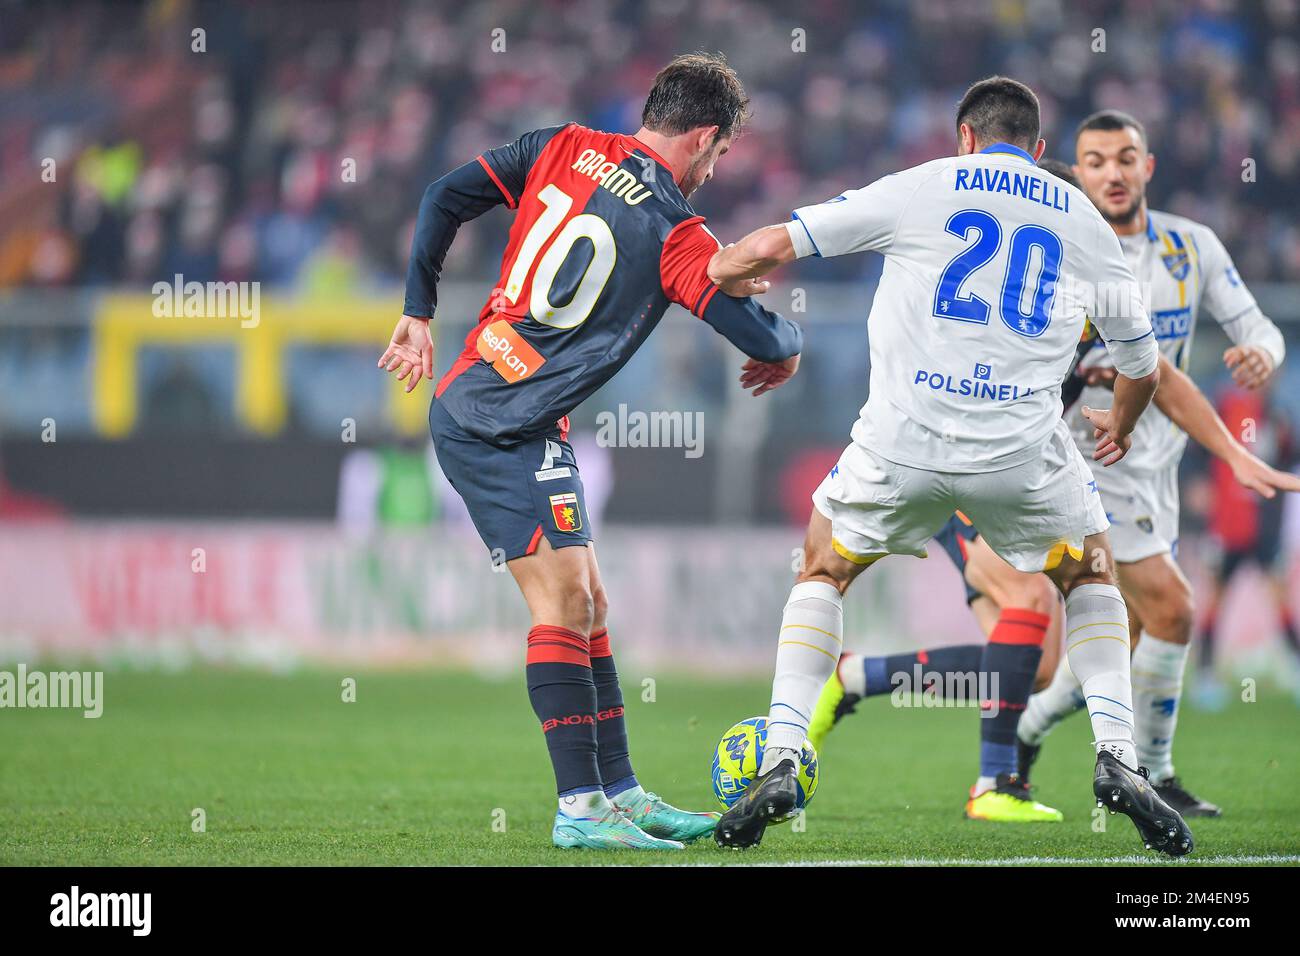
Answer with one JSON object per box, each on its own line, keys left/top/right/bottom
{"left": 1045, "top": 543, "right": 1112, "bottom": 596}
{"left": 546, "top": 582, "right": 595, "bottom": 635}
{"left": 590, "top": 584, "right": 609, "bottom": 631}
{"left": 796, "top": 552, "right": 854, "bottom": 594}
{"left": 565, "top": 588, "right": 596, "bottom": 634}
{"left": 1143, "top": 576, "right": 1194, "bottom": 641}
{"left": 1056, "top": 564, "right": 1116, "bottom": 595}
{"left": 1003, "top": 573, "right": 1057, "bottom": 617}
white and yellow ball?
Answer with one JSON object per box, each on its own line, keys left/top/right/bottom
{"left": 711, "top": 716, "right": 818, "bottom": 820}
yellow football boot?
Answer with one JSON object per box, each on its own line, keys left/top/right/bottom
{"left": 808, "top": 654, "right": 860, "bottom": 751}
{"left": 965, "top": 773, "right": 1064, "bottom": 822}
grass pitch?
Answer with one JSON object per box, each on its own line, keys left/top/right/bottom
{"left": 1, "top": 668, "right": 1296, "bottom": 866}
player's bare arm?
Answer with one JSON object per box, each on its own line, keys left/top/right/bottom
{"left": 710, "top": 250, "right": 773, "bottom": 298}
{"left": 707, "top": 223, "right": 797, "bottom": 285}
{"left": 1152, "top": 355, "right": 1300, "bottom": 498}
{"left": 1077, "top": 352, "right": 1296, "bottom": 493}
{"left": 1082, "top": 362, "right": 1159, "bottom": 466}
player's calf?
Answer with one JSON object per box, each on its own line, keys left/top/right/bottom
{"left": 975, "top": 606, "right": 1049, "bottom": 797}
{"left": 1017, "top": 652, "right": 1085, "bottom": 775}
{"left": 525, "top": 629, "right": 680, "bottom": 851}
{"left": 718, "top": 510, "right": 860, "bottom": 849}
{"left": 1121, "top": 555, "right": 1194, "bottom": 644}
{"left": 763, "top": 509, "right": 863, "bottom": 764}
{"left": 1046, "top": 535, "right": 1139, "bottom": 768}
{"left": 525, "top": 625, "right": 604, "bottom": 798}
{"left": 588, "top": 627, "right": 634, "bottom": 795}
{"left": 1122, "top": 554, "right": 1206, "bottom": 797}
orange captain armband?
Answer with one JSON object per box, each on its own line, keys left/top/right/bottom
{"left": 476, "top": 319, "right": 546, "bottom": 384}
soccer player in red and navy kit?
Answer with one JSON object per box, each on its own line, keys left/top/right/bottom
{"left": 378, "top": 54, "right": 802, "bottom": 850}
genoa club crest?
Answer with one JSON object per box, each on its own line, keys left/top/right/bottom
{"left": 549, "top": 492, "right": 582, "bottom": 532}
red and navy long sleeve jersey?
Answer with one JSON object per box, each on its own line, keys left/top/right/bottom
{"left": 403, "top": 123, "right": 802, "bottom": 447}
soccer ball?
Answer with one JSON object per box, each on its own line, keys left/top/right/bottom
{"left": 711, "top": 716, "right": 818, "bottom": 820}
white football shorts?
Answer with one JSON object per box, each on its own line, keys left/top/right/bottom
{"left": 812, "top": 419, "right": 1110, "bottom": 573}
{"left": 1090, "top": 459, "right": 1179, "bottom": 564}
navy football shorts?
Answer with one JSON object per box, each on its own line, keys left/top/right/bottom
{"left": 429, "top": 398, "right": 592, "bottom": 560}
{"left": 932, "top": 512, "right": 983, "bottom": 606}
{"left": 1214, "top": 532, "right": 1284, "bottom": 581}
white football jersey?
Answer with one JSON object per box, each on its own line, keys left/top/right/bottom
{"left": 788, "top": 144, "right": 1156, "bottom": 472}
{"left": 1069, "top": 209, "right": 1286, "bottom": 472}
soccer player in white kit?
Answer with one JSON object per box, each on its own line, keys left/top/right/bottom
{"left": 707, "top": 78, "right": 1193, "bottom": 856}
{"left": 1017, "top": 111, "right": 1287, "bottom": 817}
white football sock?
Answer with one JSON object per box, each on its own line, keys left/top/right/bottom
{"left": 1018, "top": 650, "right": 1084, "bottom": 745}
{"left": 558, "top": 788, "right": 612, "bottom": 818}
{"left": 609, "top": 784, "right": 647, "bottom": 809}
{"left": 761, "top": 581, "right": 843, "bottom": 773}
{"left": 1131, "top": 631, "right": 1190, "bottom": 782}
{"left": 1063, "top": 583, "right": 1135, "bottom": 765}
{"left": 839, "top": 652, "right": 865, "bottom": 696}
{"left": 761, "top": 746, "right": 802, "bottom": 775}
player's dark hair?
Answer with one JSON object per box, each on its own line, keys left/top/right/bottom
{"left": 955, "top": 76, "right": 1041, "bottom": 150}
{"left": 642, "top": 52, "right": 750, "bottom": 141}
{"left": 1037, "top": 157, "right": 1080, "bottom": 189}
{"left": 1076, "top": 109, "right": 1148, "bottom": 149}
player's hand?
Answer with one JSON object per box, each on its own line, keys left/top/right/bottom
{"left": 708, "top": 243, "right": 769, "bottom": 295}
{"left": 1224, "top": 345, "right": 1274, "bottom": 390}
{"left": 1227, "top": 447, "right": 1300, "bottom": 499}
{"left": 1082, "top": 405, "right": 1132, "bottom": 466}
{"left": 1082, "top": 366, "right": 1118, "bottom": 390}
{"left": 739, "top": 354, "right": 799, "bottom": 397}
{"left": 717, "top": 275, "right": 772, "bottom": 297}
{"left": 378, "top": 314, "right": 434, "bottom": 393}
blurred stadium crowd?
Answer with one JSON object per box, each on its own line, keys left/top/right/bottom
{"left": 1, "top": 0, "right": 1299, "bottom": 520}
{"left": 3, "top": 0, "right": 1300, "bottom": 291}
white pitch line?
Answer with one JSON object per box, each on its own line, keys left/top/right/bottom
{"left": 681, "top": 854, "right": 1300, "bottom": 867}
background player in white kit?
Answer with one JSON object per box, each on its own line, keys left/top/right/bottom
{"left": 707, "top": 78, "right": 1192, "bottom": 856}
{"left": 1018, "top": 111, "right": 1287, "bottom": 817}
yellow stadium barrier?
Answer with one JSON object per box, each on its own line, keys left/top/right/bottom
{"left": 92, "top": 294, "right": 430, "bottom": 438}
